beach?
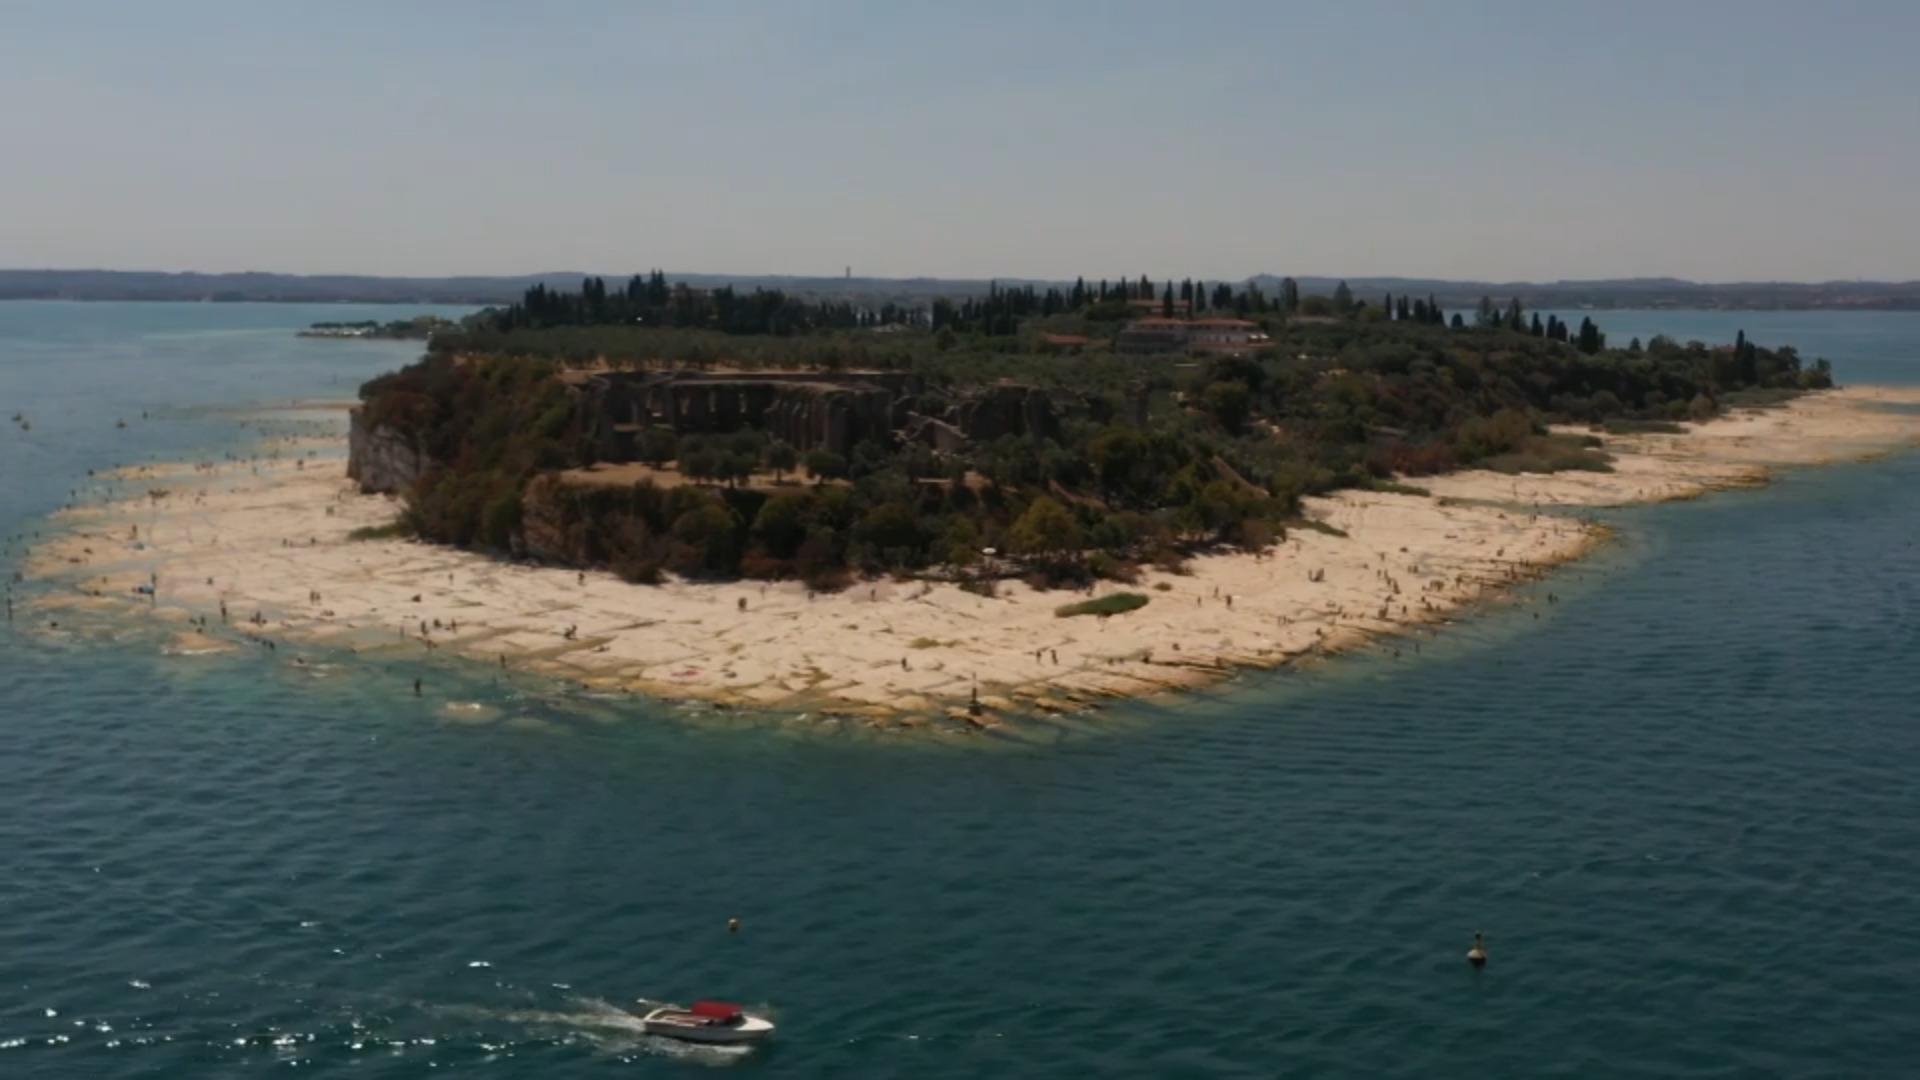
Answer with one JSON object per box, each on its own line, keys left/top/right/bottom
{"left": 20, "top": 386, "right": 1920, "bottom": 726}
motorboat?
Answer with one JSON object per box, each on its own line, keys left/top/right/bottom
{"left": 639, "top": 1000, "right": 774, "bottom": 1045}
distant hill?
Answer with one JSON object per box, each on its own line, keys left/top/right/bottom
{"left": 3, "top": 268, "right": 1918, "bottom": 310}
{"left": 0, "top": 269, "right": 1016, "bottom": 307}
{"left": 1247, "top": 276, "right": 1920, "bottom": 312}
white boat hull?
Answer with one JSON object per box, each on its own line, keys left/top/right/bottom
{"left": 640, "top": 1008, "right": 775, "bottom": 1045}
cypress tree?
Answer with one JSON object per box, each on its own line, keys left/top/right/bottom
{"left": 1577, "top": 316, "right": 1603, "bottom": 354}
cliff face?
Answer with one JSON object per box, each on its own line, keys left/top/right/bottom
{"left": 515, "top": 475, "right": 577, "bottom": 564}
{"left": 345, "top": 408, "right": 427, "bottom": 495}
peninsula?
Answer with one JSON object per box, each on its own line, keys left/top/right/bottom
{"left": 21, "top": 276, "right": 1920, "bottom": 728}
{"left": 297, "top": 315, "right": 453, "bottom": 341}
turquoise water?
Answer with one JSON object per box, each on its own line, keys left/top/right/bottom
{"left": 4, "top": 303, "right": 1920, "bottom": 1077}
{"left": 1541, "top": 308, "right": 1920, "bottom": 387}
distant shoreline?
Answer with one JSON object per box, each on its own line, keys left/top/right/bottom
{"left": 5, "top": 269, "right": 1919, "bottom": 311}
{"left": 12, "top": 297, "right": 1920, "bottom": 313}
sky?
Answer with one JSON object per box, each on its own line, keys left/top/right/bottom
{"left": 2, "top": 1, "right": 1917, "bottom": 283}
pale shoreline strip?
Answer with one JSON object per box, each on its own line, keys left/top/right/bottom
{"left": 16, "top": 386, "right": 1920, "bottom": 729}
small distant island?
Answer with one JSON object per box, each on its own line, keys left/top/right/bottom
{"left": 299, "top": 315, "right": 453, "bottom": 341}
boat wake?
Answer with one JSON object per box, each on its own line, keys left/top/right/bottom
{"left": 436, "top": 996, "right": 757, "bottom": 1063}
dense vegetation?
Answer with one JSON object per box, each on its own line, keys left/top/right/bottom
{"left": 362, "top": 278, "right": 1833, "bottom": 589}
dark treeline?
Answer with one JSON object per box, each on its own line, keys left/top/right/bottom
{"left": 498, "top": 272, "right": 918, "bottom": 335}
{"left": 480, "top": 273, "right": 1453, "bottom": 340}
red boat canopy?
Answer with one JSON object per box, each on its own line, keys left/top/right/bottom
{"left": 690, "top": 1000, "right": 743, "bottom": 1021}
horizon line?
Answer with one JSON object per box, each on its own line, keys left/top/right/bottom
{"left": 6, "top": 266, "right": 1920, "bottom": 290}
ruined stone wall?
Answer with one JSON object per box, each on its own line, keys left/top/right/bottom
{"left": 579, "top": 371, "right": 913, "bottom": 458}
{"left": 950, "top": 385, "right": 1059, "bottom": 443}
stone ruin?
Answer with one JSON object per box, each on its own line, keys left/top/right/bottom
{"left": 574, "top": 370, "right": 919, "bottom": 460}
{"left": 349, "top": 368, "right": 1143, "bottom": 494}
{"left": 572, "top": 370, "right": 1082, "bottom": 463}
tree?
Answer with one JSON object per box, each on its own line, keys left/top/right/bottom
{"left": 481, "top": 491, "right": 521, "bottom": 551}
{"left": 1505, "top": 297, "right": 1524, "bottom": 331}
{"left": 767, "top": 440, "right": 797, "bottom": 480}
{"left": 723, "top": 452, "right": 755, "bottom": 487}
{"left": 727, "top": 429, "right": 765, "bottom": 459}
{"left": 1576, "top": 316, "right": 1604, "bottom": 354}
{"left": 1332, "top": 281, "right": 1354, "bottom": 313}
{"left": 1162, "top": 281, "right": 1174, "bottom": 317}
{"left": 639, "top": 428, "right": 678, "bottom": 468}
{"left": 1476, "top": 295, "right": 1497, "bottom": 329}
{"left": 751, "top": 493, "right": 809, "bottom": 558}
{"left": 804, "top": 448, "right": 847, "bottom": 483}
{"left": 680, "top": 448, "right": 721, "bottom": 484}
{"left": 937, "top": 516, "right": 982, "bottom": 570}
{"left": 1450, "top": 313, "right": 1466, "bottom": 330}
{"left": 1202, "top": 380, "right": 1252, "bottom": 434}
{"left": 1008, "top": 496, "right": 1083, "bottom": 564}
{"left": 1281, "top": 277, "right": 1300, "bottom": 313}
{"left": 1529, "top": 312, "right": 1544, "bottom": 337}
{"left": 855, "top": 500, "right": 922, "bottom": 560}
{"left": 670, "top": 501, "right": 741, "bottom": 576}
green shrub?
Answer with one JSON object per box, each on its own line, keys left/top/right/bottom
{"left": 1055, "top": 592, "right": 1150, "bottom": 618}
{"left": 346, "top": 520, "right": 412, "bottom": 541}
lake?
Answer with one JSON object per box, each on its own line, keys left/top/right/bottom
{"left": 3, "top": 303, "right": 1918, "bottom": 1076}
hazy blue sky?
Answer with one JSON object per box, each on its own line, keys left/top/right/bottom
{"left": 3, "top": 1, "right": 1916, "bottom": 282}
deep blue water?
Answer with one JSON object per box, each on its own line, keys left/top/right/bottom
{"left": 3, "top": 303, "right": 1919, "bottom": 1077}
